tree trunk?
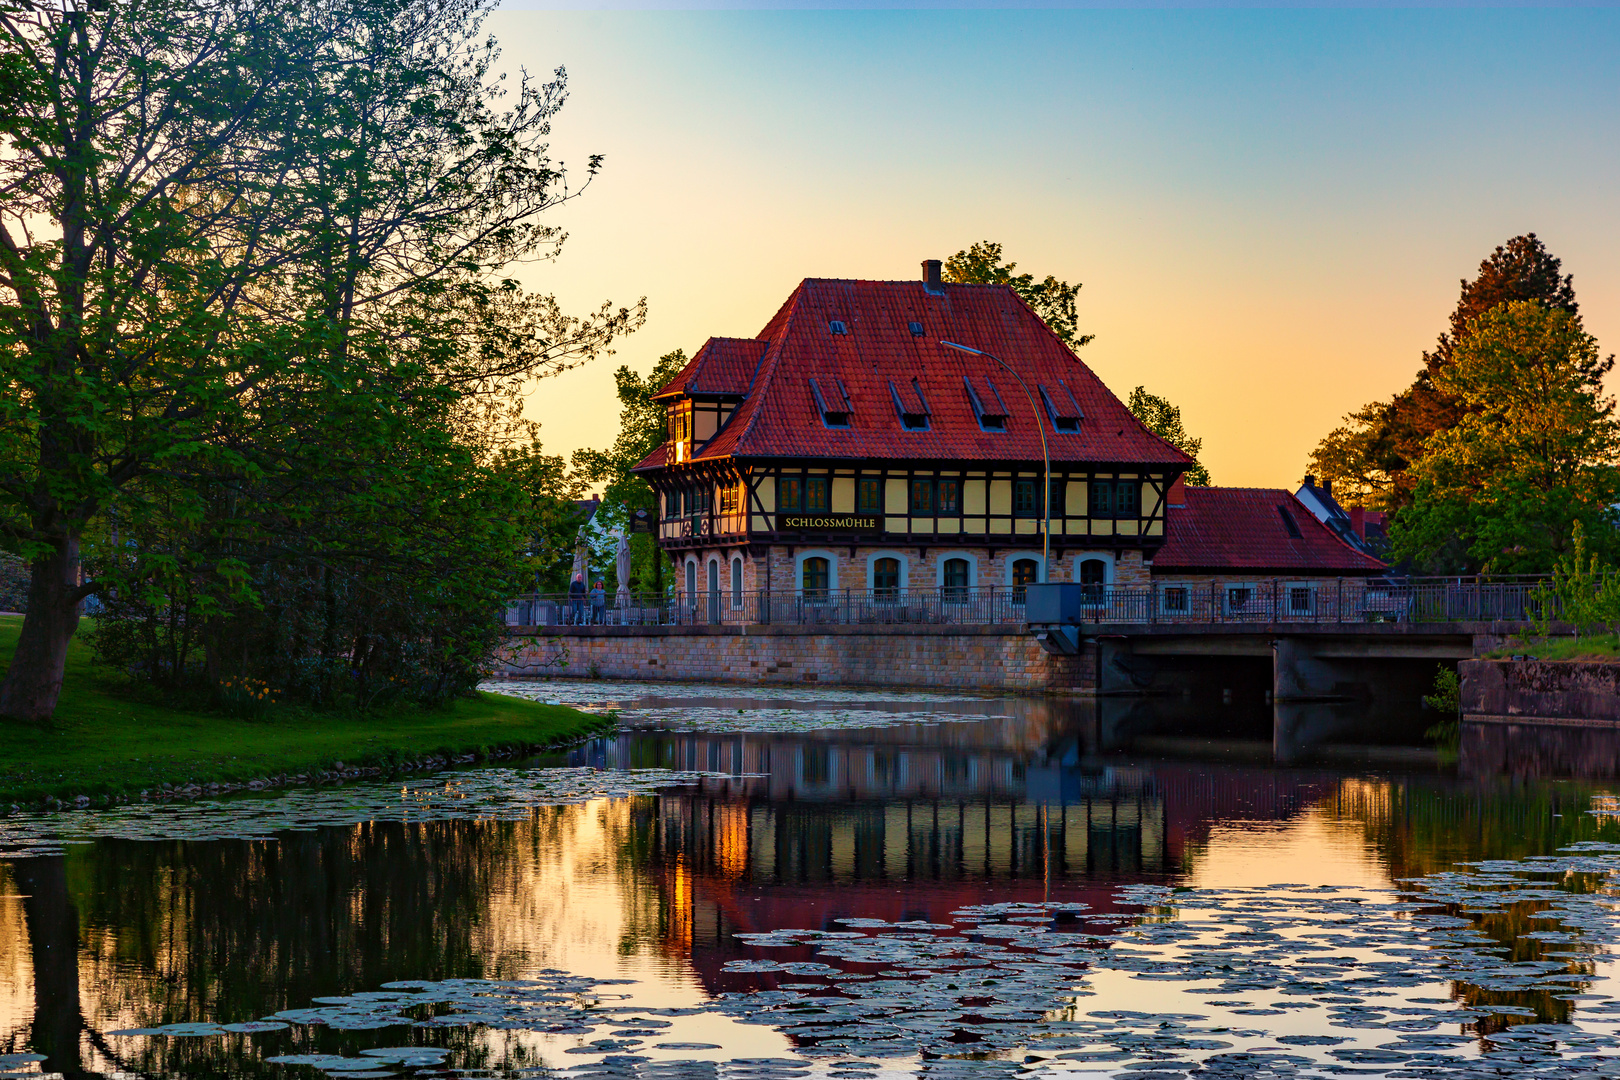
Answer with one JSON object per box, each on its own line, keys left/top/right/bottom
{"left": 0, "top": 535, "right": 81, "bottom": 723}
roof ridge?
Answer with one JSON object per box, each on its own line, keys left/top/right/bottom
{"left": 725, "top": 280, "right": 807, "bottom": 455}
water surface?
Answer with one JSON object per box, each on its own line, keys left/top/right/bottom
{"left": 3, "top": 682, "right": 1619, "bottom": 1079}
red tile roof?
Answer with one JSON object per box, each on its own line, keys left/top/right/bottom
{"left": 653, "top": 337, "right": 768, "bottom": 399}
{"left": 638, "top": 278, "right": 1193, "bottom": 468}
{"left": 1153, "top": 488, "right": 1387, "bottom": 575}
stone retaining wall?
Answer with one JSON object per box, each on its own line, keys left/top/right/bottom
{"left": 496, "top": 625, "right": 1094, "bottom": 693}
{"left": 1460, "top": 659, "right": 1620, "bottom": 725}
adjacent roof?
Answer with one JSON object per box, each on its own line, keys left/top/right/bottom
{"left": 637, "top": 278, "right": 1192, "bottom": 468}
{"left": 654, "top": 337, "right": 768, "bottom": 400}
{"left": 1295, "top": 479, "right": 1388, "bottom": 558}
{"left": 1152, "top": 488, "right": 1387, "bottom": 574}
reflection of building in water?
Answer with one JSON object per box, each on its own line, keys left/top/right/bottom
{"left": 625, "top": 729, "right": 1353, "bottom": 999}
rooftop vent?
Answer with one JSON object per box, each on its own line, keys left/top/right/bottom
{"left": 1277, "top": 504, "right": 1303, "bottom": 539}
{"left": 1038, "top": 381, "right": 1084, "bottom": 433}
{"left": 908, "top": 321, "right": 924, "bottom": 337}
{"left": 829, "top": 319, "right": 848, "bottom": 335}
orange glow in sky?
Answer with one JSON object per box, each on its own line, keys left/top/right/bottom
{"left": 489, "top": 9, "right": 1620, "bottom": 490}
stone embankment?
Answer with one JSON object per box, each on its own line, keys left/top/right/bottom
{"left": 1458, "top": 659, "right": 1620, "bottom": 778}
{"left": 496, "top": 625, "right": 1094, "bottom": 693}
{"left": 1460, "top": 659, "right": 1620, "bottom": 725}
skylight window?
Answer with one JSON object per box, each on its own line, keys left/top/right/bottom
{"left": 829, "top": 319, "right": 848, "bottom": 335}
{"left": 1038, "top": 381, "right": 1084, "bottom": 434}
{"left": 965, "top": 377, "right": 1010, "bottom": 433}
{"left": 908, "top": 321, "right": 924, "bottom": 337}
{"left": 810, "top": 376, "right": 854, "bottom": 429}
{"left": 889, "top": 379, "right": 931, "bottom": 431}
{"left": 1278, "top": 505, "right": 1303, "bottom": 538}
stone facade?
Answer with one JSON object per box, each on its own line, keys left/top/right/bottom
{"left": 498, "top": 625, "right": 1095, "bottom": 693}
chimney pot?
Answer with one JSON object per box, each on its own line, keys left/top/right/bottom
{"left": 1323, "top": 478, "right": 1333, "bottom": 497}
{"left": 1303, "top": 474, "right": 1316, "bottom": 489}
{"left": 922, "top": 259, "right": 943, "bottom": 293}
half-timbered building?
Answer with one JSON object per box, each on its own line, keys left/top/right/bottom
{"left": 633, "top": 261, "right": 1198, "bottom": 606}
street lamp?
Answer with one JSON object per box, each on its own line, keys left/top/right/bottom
{"left": 940, "top": 340, "right": 1051, "bottom": 583}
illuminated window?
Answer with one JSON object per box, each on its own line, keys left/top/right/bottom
{"left": 858, "top": 478, "right": 883, "bottom": 514}
{"left": 937, "top": 478, "right": 961, "bottom": 514}
{"left": 1012, "top": 558, "right": 1040, "bottom": 601}
{"left": 910, "top": 478, "right": 933, "bottom": 514}
{"left": 778, "top": 476, "right": 802, "bottom": 512}
{"left": 805, "top": 476, "right": 830, "bottom": 513}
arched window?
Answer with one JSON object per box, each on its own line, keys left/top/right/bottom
{"left": 707, "top": 559, "right": 720, "bottom": 623}
{"left": 942, "top": 558, "right": 970, "bottom": 602}
{"left": 685, "top": 560, "right": 696, "bottom": 598}
{"left": 731, "top": 557, "right": 744, "bottom": 608}
{"left": 802, "top": 556, "right": 830, "bottom": 599}
{"left": 1012, "top": 558, "right": 1040, "bottom": 602}
{"left": 1079, "top": 557, "right": 1107, "bottom": 603}
{"left": 873, "top": 557, "right": 900, "bottom": 600}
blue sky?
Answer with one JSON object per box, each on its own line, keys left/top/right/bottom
{"left": 490, "top": 7, "right": 1620, "bottom": 487}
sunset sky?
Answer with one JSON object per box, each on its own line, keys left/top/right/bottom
{"left": 487, "top": 6, "right": 1620, "bottom": 490}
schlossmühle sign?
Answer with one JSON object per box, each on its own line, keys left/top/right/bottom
{"left": 777, "top": 514, "right": 881, "bottom": 531}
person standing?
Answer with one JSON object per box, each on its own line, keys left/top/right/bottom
{"left": 590, "top": 580, "right": 607, "bottom": 625}
{"left": 568, "top": 573, "right": 586, "bottom": 625}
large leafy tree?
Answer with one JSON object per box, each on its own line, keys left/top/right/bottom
{"left": 943, "top": 241, "right": 1094, "bottom": 353}
{"left": 0, "top": 0, "right": 641, "bottom": 721}
{"left": 1308, "top": 235, "right": 1577, "bottom": 509}
{"left": 1393, "top": 302, "right": 1619, "bottom": 573}
{"left": 1127, "top": 386, "right": 1211, "bottom": 486}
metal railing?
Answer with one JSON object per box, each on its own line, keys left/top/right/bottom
{"left": 504, "top": 577, "right": 1557, "bottom": 630}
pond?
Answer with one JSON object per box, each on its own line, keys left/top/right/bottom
{"left": 3, "top": 681, "right": 1620, "bottom": 1080}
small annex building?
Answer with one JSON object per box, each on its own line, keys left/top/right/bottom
{"left": 1151, "top": 483, "right": 1387, "bottom": 618}
{"left": 634, "top": 261, "right": 1198, "bottom": 603}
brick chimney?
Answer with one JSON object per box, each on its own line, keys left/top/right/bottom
{"left": 1349, "top": 506, "right": 1365, "bottom": 539}
{"left": 1303, "top": 474, "right": 1316, "bottom": 489}
{"left": 922, "top": 259, "right": 944, "bottom": 294}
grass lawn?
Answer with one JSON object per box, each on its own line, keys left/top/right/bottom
{"left": 0, "top": 615, "right": 609, "bottom": 804}
{"left": 1486, "top": 633, "right": 1620, "bottom": 662}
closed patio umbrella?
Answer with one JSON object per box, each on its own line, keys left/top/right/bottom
{"left": 615, "top": 534, "right": 633, "bottom": 611}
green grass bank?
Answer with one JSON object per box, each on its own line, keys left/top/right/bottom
{"left": 0, "top": 615, "right": 609, "bottom": 806}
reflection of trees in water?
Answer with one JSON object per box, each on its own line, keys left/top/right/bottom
{"left": 1326, "top": 779, "right": 1620, "bottom": 1037}
{"left": 3, "top": 804, "right": 667, "bottom": 1078}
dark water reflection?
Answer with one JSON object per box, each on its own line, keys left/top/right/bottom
{"left": 3, "top": 687, "right": 1620, "bottom": 1077}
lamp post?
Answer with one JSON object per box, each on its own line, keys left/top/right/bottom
{"left": 940, "top": 340, "right": 1051, "bottom": 583}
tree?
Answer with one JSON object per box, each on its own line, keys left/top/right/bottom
{"left": 943, "top": 241, "right": 1094, "bottom": 353}
{"left": 572, "top": 348, "right": 688, "bottom": 593}
{"left": 0, "top": 0, "right": 641, "bottom": 721}
{"left": 1392, "top": 301, "right": 1619, "bottom": 573}
{"left": 1127, "top": 386, "right": 1211, "bottom": 486}
{"left": 1309, "top": 234, "right": 1578, "bottom": 510}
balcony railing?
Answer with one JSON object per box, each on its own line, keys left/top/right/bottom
{"left": 504, "top": 577, "right": 1558, "bottom": 630}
